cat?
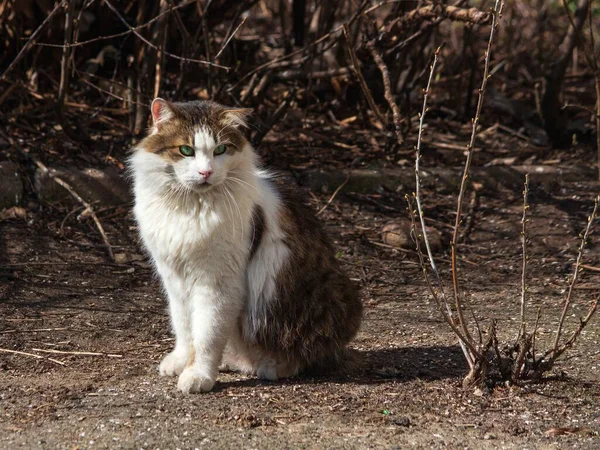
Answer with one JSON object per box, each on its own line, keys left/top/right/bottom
{"left": 130, "top": 98, "right": 362, "bottom": 394}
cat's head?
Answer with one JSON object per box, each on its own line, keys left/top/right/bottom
{"left": 136, "top": 99, "right": 253, "bottom": 193}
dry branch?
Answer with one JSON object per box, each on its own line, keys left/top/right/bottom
{"left": 32, "top": 348, "right": 123, "bottom": 358}
{"left": 450, "top": 0, "right": 504, "bottom": 346}
{"left": 4, "top": 135, "right": 116, "bottom": 262}
{"left": 541, "top": 0, "right": 590, "bottom": 145}
{"left": 0, "top": 0, "right": 66, "bottom": 82}
{"left": 390, "top": 4, "right": 491, "bottom": 31}
{"left": 0, "top": 348, "right": 67, "bottom": 366}
{"left": 103, "top": 0, "right": 227, "bottom": 70}
{"left": 342, "top": 24, "right": 387, "bottom": 129}
{"left": 551, "top": 195, "right": 599, "bottom": 357}
{"left": 367, "top": 42, "right": 405, "bottom": 146}
{"left": 517, "top": 174, "right": 530, "bottom": 342}
{"left": 411, "top": 46, "right": 480, "bottom": 367}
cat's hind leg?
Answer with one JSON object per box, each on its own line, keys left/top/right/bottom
{"left": 256, "top": 357, "right": 300, "bottom": 381}
{"left": 219, "top": 326, "right": 256, "bottom": 374}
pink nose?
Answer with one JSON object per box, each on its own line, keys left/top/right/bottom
{"left": 199, "top": 170, "right": 213, "bottom": 180}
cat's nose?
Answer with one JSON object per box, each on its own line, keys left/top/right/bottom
{"left": 199, "top": 170, "right": 213, "bottom": 180}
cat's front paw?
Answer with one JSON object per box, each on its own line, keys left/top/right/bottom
{"left": 177, "top": 367, "right": 216, "bottom": 394}
{"left": 158, "top": 350, "right": 188, "bottom": 377}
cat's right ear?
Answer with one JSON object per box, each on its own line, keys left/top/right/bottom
{"left": 150, "top": 98, "right": 173, "bottom": 132}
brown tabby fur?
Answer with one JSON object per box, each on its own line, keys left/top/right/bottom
{"left": 138, "top": 100, "right": 250, "bottom": 161}
{"left": 243, "top": 179, "right": 363, "bottom": 375}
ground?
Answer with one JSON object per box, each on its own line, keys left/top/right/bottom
{"left": 1, "top": 128, "right": 600, "bottom": 449}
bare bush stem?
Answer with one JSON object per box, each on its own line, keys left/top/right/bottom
{"left": 411, "top": 47, "right": 480, "bottom": 367}
{"left": 517, "top": 174, "right": 530, "bottom": 342}
{"left": 406, "top": 195, "right": 480, "bottom": 363}
{"left": 450, "top": 0, "right": 504, "bottom": 343}
{"left": 551, "top": 195, "right": 600, "bottom": 356}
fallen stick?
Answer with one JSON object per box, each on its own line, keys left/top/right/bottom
{"left": 32, "top": 348, "right": 123, "bottom": 358}
{"left": 1, "top": 327, "right": 69, "bottom": 334}
{"left": 581, "top": 264, "right": 600, "bottom": 273}
{"left": 0, "top": 348, "right": 67, "bottom": 366}
{"left": 5, "top": 135, "right": 115, "bottom": 262}
{"left": 317, "top": 174, "right": 350, "bottom": 216}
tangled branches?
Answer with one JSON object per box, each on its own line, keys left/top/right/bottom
{"left": 409, "top": 0, "right": 600, "bottom": 387}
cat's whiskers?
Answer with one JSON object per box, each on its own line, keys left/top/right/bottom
{"left": 219, "top": 183, "right": 237, "bottom": 240}
{"left": 227, "top": 176, "right": 260, "bottom": 196}
{"left": 223, "top": 180, "right": 244, "bottom": 238}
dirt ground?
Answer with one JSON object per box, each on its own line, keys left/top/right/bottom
{"left": 1, "top": 133, "right": 600, "bottom": 449}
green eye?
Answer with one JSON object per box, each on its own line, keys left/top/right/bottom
{"left": 214, "top": 144, "right": 227, "bottom": 156}
{"left": 179, "top": 145, "right": 194, "bottom": 157}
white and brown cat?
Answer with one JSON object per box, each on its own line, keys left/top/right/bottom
{"left": 130, "top": 98, "right": 362, "bottom": 394}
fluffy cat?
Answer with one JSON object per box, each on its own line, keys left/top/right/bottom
{"left": 130, "top": 98, "right": 362, "bottom": 394}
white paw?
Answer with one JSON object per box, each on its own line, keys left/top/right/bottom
{"left": 158, "top": 350, "right": 188, "bottom": 377}
{"left": 177, "top": 367, "right": 216, "bottom": 394}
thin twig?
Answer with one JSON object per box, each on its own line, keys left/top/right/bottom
{"left": 517, "top": 174, "right": 530, "bottom": 342}
{"left": 102, "top": 0, "right": 227, "bottom": 70}
{"left": 406, "top": 195, "right": 480, "bottom": 362}
{"left": 410, "top": 47, "right": 479, "bottom": 367}
{"left": 342, "top": 24, "right": 387, "bottom": 128}
{"left": 0, "top": 0, "right": 66, "bottom": 81}
{"left": 215, "top": 16, "right": 247, "bottom": 60}
{"left": 32, "top": 348, "right": 123, "bottom": 358}
{"left": 450, "top": 0, "right": 504, "bottom": 344}
{"left": 367, "top": 41, "right": 405, "bottom": 146}
{"left": 57, "top": 0, "right": 75, "bottom": 134}
{"left": 550, "top": 296, "right": 599, "bottom": 362}
{"left": 551, "top": 195, "right": 599, "bottom": 356}
{"left": 0, "top": 348, "right": 67, "bottom": 366}
{"left": 7, "top": 137, "right": 115, "bottom": 262}
{"left": 317, "top": 174, "right": 350, "bottom": 216}
{"left": 35, "top": 0, "right": 197, "bottom": 49}
{"left": 531, "top": 306, "right": 542, "bottom": 363}
{"left": 228, "top": 0, "right": 369, "bottom": 92}
{"left": 413, "top": 48, "right": 457, "bottom": 328}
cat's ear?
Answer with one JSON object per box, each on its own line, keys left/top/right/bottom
{"left": 222, "top": 108, "right": 253, "bottom": 128}
{"left": 150, "top": 98, "right": 174, "bottom": 130}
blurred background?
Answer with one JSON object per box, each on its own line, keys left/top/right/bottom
{"left": 0, "top": 0, "right": 598, "bottom": 176}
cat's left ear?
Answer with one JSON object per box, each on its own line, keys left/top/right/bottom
{"left": 150, "top": 98, "right": 174, "bottom": 130}
{"left": 222, "top": 108, "right": 253, "bottom": 128}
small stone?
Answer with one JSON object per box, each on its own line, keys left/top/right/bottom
{"left": 382, "top": 220, "right": 442, "bottom": 252}
{"left": 392, "top": 416, "right": 411, "bottom": 427}
{"left": 483, "top": 433, "right": 496, "bottom": 440}
{"left": 114, "top": 253, "right": 128, "bottom": 264}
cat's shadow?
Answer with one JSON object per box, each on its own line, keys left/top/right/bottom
{"left": 215, "top": 345, "right": 467, "bottom": 391}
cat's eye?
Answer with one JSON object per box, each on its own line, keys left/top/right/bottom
{"left": 179, "top": 145, "right": 194, "bottom": 157}
{"left": 214, "top": 144, "right": 227, "bottom": 156}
